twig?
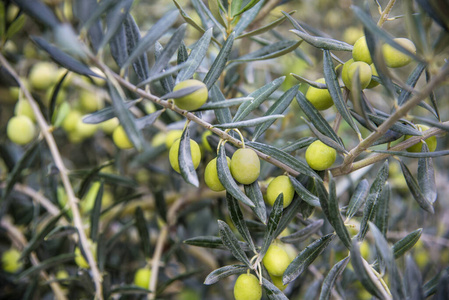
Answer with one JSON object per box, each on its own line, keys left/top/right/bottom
{"left": 0, "top": 54, "right": 104, "bottom": 300}
{"left": 148, "top": 225, "right": 168, "bottom": 300}
{"left": 377, "top": 0, "right": 397, "bottom": 27}
{"left": 1, "top": 219, "right": 68, "bottom": 300}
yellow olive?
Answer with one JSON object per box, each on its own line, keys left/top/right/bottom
{"left": 172, "top": 79, "right": 208, "bottom": 111}
{"left": 7, "top": 115, "right": 36, "bottom": 145}
{"left": 134, "top": 268, "right": 151, "bottom": 289}
{"left": 112, "top": 125, "right": 134, "bottom": 149}
{"left": 263, "top": 243, "right": 291, "bottom": 276}
{"left": 352, "top": 36, "right": 372, "bottom": 64}
{"left": 62, "top": 110, "right": 82, "bottom": 132}
{"left": 270, "top": 274, "right": 288, "bottom": 291}
{"left": 75, "top": 118, "right": 98, "bottom": 139}
{"left": 2, "top": 248, "right": 23, "bottom": 273}
{"left": 169, "top": 139, "right": 201, "bottom": 173}
{"left": 79, "top": 89, "right": 104, "bottom": 113}
{"left": 346, "top": 61, "right": 372, "bottom": 90}
{"left": 305, "top": 140, "right": 336, "bottom": 171}
{"left": 230, "top": 148, "right": 260, "bottom": 185}
{"left": 28, "top": 62, "right": 58, "bottom": 90}
{"left": 74, "top": 240, "right": 96, "bottom": 269}
{"left": 366, "top": 64, "right": 379, "bottom": 89}
{"left": 382, "top": 38, "right": 416, "bottom": 68}
{"left": 233, "top": 273, "right": 262, "bottom": 300}
{"left": 100, "top": 117, "right": 119, "bottom": 135}
{"left": 305, "top": 78, "right": 334, "bottom": 110}
{"left": 165, "top": 130, "right": 183, "bottom": 148}
{"left": 204, "top": 157, "right": 231, "bottom": 192}
{"left": 14, "top": 99, "right": 35, "bottom": 122}
{"left": 266, "top": 175, "right": 295, "bottom": 208}
{"left": 405, "top": 124, "right": 437, "bottom": 152}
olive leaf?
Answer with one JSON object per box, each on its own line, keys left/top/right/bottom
{"left": 217, "top": 220, "right": 251, "bottom": 266}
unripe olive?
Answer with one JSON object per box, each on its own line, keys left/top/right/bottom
{"left": 405, "top": 124, "right": 437, "bottom": 152}
{"left": 62, "top": 110, "right": 82, "bottom": 132}
{"left": 172, "top": 79, "right": 208, "bottom": 111}
{"left": 165, "top": 130, "right": 183, "bottom": 148}
{"left": 112, "top": 125, "right": 134, "bottom": 149}
{"left": 305, "top": 78, "right": 334, "bottom": 111}
{"left": 305, "top": 140, "right": 336, "bottom": 171}
{"left": 14, "top": 99, "right": 35, "bottom": 122}
{"left": 169, "top": 139, "right": 201, "bottom": 173}
{"left": 205, "top": 157, "right": 231, "bottom": 192}
{"left": 270, "top": 274, "right": 288, "bottom": 291}
{"left": 75, "top": 118, "right": 98, "bottom": 139}
{"left": 346, "top": 61, "right": 372, "bottom": 90}
{"left": 74, "top": 240, "right": 96, "bottom": 269}
{"left": 233, "top": 273, "right": 262, "bottom": 300}
{"left": 352, "top": 36, "right": 372, "bottom": 64}
{"left": 28, "top": 62, "right": 58, "bottom": 90}
{"left": 151, "top": 132, "right": 167, "bottom": 147}
{"left": 79, "top": 89, "right": 104, "bottom": 113}
{"left": 263, "top": 243, "right": 291, "bottom": 276}
{"left": 342, "top": 26, "right": 364, "bottom": 45}
{"left": 134, "top": 268, "right": 151, "bottom": 289}
{"left": 7, "top": 115, "right": 36, "bottom": 145}
{"left": 366, "top": 64, "right": 379, "bottom": 89}
{"left": 382, "top": 38, "right": 416, "bottom": 68}
{"left": 202, "top": 131, "right": 213, "bottom": 152}
{"left": 230, "top": 148, "right": 260, "bottom": 185}
{"left": 266, "top": 175, "right": 295, "bottom": 208}
{"left": 100, "top": 117, "right": 119, "bottom": 135}
{"left": 2, "top": 248, "right": 23, "bottom": 273}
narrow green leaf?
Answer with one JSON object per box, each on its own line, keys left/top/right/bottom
{"left": 204, "top": 265, "right": 247, "bottom": 285}
{"left": 209, "top": 84, "right": 233, "bottom": 124}
{"left": 89, "top": 181, "right": 104, "bottom": 242}
{"left": 323, "top": 50, "right": 360, "bottom": 135}
{"left": 99, "top": 0, "right": 133, "bottom": 50}
{"left": 290, "top": 29, "right": 353, "bottom": 51}
{"left": 48, "top": 71, "right": 68, "bottom": 123}
{"left": 296, "top": 90, "right": 344, "bottom": 149}
{"left": 237, "top": 11, "right": 295, "bottom": 39}
{"left": 288, "top": 175, "right": 320, "bottom": 207}
{"left": 247, "top": 141, "right": 320, "bottom": 180}
{"left": 108, "top": 82, "right": 144, "bottom": 151}
{"left": 124, "top": 14, "right": 150, "bottom": 81}
{"left": 316, "top": 175, "right": 352, "bottom": 249}
{"left": 273, "top": 195, "right": 302, "bottom": 238}
{"left": 6, "top": 14, "right": 26, "bottom": 40}
{"left": 233, "top": 76, "right": 285, "bottom": 122}
{"left": 398, "top": 63, "right": 426, "bottom": 106}
{"left": 357, "top": 160, "right": 389, "bottom": 241}
{"left": 290, "top": 73, "right": 330, "bottom": 88}
{"left": 217, "top": 145, "right": 254, "bottom": 207}
{"left": 76, "top": 161, "right": 114, "bottom": 199}
{"left": 218, "top": 220, "right": 251, "bottom": 266}
{"left": 319, "top": 256, "right": 350, "bottom": 300}
{"left": 122, "top": 10, "right": 178, "bottom": 72}
{"left": 109, "top": 285, "right": 150, "bottom": 295}
{"left": 160, "top": 85, "right": 203, "bottom": 100}
{"left": 371, "top": 149, "right": 449, "bottom": 158}
{"left": 45, "top": 226, "right": 77, "bottom": 241}
{"left": 31, "top": 36, "right": 102, "bottom": 78}
{"left": 392, "top": 229, "right": 423, "bottom": 259}
{"left": 226, "top": 193, "right": 256, "bottom": 252}
{"left": 176, "top": 28, "right": 212, "bottom": 83}
{"left": 253, "top": 85, "right": 298, "bottom": 140}
{"left": 12, "top": 0, "right": 59, "bottom": 28}
{"left": 399, "top": 160, "right": 434, "bottom": 213}
{"left": 346, "top": 179, "right": 369, "bottom": 221}
{"left": 233, "top": 0, "right": 263, "bottom": 36}
{"left": 191, "top": 0, "right": 226, "bottom": 34}
{"left": 234, "top": 0, "right": 261, "bottom": 16}
{"left": 259, "top": 194, "right": 284, "bottom": 260}
{"left": 424, "top": 70, "right": 441, "bottom": 120}
{"left": 282, "top": 137, "right": 317, "bottom": 152}
{"left": 418, "top": 144, "right": 437, "bottom": 203}
{"left": 135, "top": 207, "right": 151, "bottom": 258}
{"left": 374, "top": 183, "right": 390, "bottom": 237}
{"left": 3, "top": 141, "right": 39, "bottom": 199}
{"left": 154, "top": 42, "right": 175, "bottom": 93}
{"left": 283, "top": 233, "right": 335, "bottom": 284}
{"left": 137, "top": 62, "right": 191, "bottom": 87}
{"left": 262, "top": 277, "right": 289, "bottom": 300}
{"left": 280, "top": 219, "right": 324, "bottom": 244}
{"left": 370, "top": 222, "right": 405, "bottom": 299}
{"left": 405, "top": 255, "right": 424, "bottom": 299}
{"left": 207, "top": 0, "right": 227, "bottom": 27}
{"left": 365, "top": 113, "right": 422, "bottom": 136}
{"left": 423, "top": 267, "right": 448, "bottom": 298}
{"left": 230, "top": 0, "right": 243, "bottom": 17}
{"left": 301, "top": 117, "right": 348, "bottom": 154}
{"left": 244, "top": 181, "right": 267, "bottom": 224}
{"left": 17, "top": 254, "right": 75, "bottom": 279}
{"left": 183, "top": 236, "right": 251, "bottom": 251}
{"left": 150, "top": 24, "right": 186, "bottom": 77}
{"left": 228, "top": 40, "right": 301, "bottom": 65}
{"left": 350, "top": 240, "right": 392, "bottom": 300}
{"left": 154, "top": 189, "right": 167, "bottom": 223}
{"left": 203, "top": 32, "right": 235, "bottom": 89}
{"left": 216, "top": 115, "right": 285, "bottom": 129}
{"left": 135, "top": 110, "right": 164, "bottom": 130}
{"left": 81, "top": 0, "right": 117, "bottom": 32}
{"left": 177, "top": 127, "right": 199, "bottom": 187}
{"left": 194, "top": 97, "right": 252, "bottom": 111}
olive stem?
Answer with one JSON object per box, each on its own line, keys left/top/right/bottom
{"left": 0, "top": 53, "right": 104, "bottom": 300}
{"left": 377, "top": 0, "right": 397, "bottom": 27}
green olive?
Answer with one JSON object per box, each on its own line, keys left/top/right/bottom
{"left": 165, "top": 130, "right": 183, "bottom": 148}
{"left": 79, "top": 89, "right": 104, "bottom": 113}
{"left": 382, "top": 38, "right": 416, "bottom": 68}
{"left": 2, "top": 248, "right": 23, "bottom": 273}
{"left": 169, "top": 138, "right": 201, "bottom": 173}
{"left": 7, "top": 115, "right": 36, "bottom": 145}
{"left": 263, "top": 243, "right": 291, "bottom": 276}
{"left": 305, "top": 78, "right": 334, "bottom": 110}
{"left": 172, "top": 79, "right": 208, "bottom": 111}
{"left": 74, "top": 240, "right": 96, "bottom": 269}
{"left": 112, "top": 125, "right": 134, "bottom": 149}
{"left": 352, "top": 36, "right": 372, "bottom": 64}
{"left": 28, "top": 62, "right": 58, "bottom": 90}
{"left": 75, "top": 118, "right": 98, "bottom": 139}
{"left": 134, "top": 268, "right": 151, "bottom": 289}
{"left": 270, "top": 274, "right": 288, "bottom": 291}
{"left": 205, "top": 157, "right": 231, "bottom": 192}
{"left": 14, "top": 99, "right": 35, "bottom": 122}
{"left": 266, "top": 175, "right": 295, "bottom": 208}
{"left": 233, "top": 273, "right": 262, "bottom": 300}
{"left": 230, "top": 148, "right": 260, "bottom": 185}
{"left": 346, "top": 61, "right": 372, "bottom": 90}
{"left": 405, "top": 124, "right": 437, "bottom": 152}
{"left": 62, "top": 110, "right": 82, "bottom": 132}
{"left": 100, "top": 117, "right": 119, "bottom": 135}
{"left": 305, "top": 140, "right": 336, "bottom": 171}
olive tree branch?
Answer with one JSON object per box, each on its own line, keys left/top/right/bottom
{"left": 0, "top": 54, "right": 104, "bottom": 300}
{"left": 337, "top": 62, "right": 449, "bottom": 175}
{"left": 1, "top": 218, "right": 68, "bottom": 300}
{"left": 377, "top": 0, "right": 397, "bottom": 27}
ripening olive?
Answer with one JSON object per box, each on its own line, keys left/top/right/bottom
{"left": 112, "top": 125, "right": 134, "bottom": 149}
{"left": 134, "top": 268, "right": 152, "bottom": 289}
{"left": 204, "top": 157, "right": 231, "bottom": 192}
{"left": 382, "top": 38, "right": 416, "bottom": 68}
{"left": 405, "top": 124, "right": 437, "bottom": 152}
{"left": 266, "top": 175, "right": 295, "bottom": 208}
{"left": 2, "top": 248, "right": 23, "bottom": 273}
{"left": 305, "top": 140, "right": 336, "bottom": 171}
{"left": 230, "top": 148, "right": 260, "bottom": 185}
{"left": 263, "top": 243, "right": 292, "bottom": 276}
{"left": 305, "top": 78, "right": 334, "bottom": 110}
{"left": 352, "top": 36, "right": 372, "bottom": 64}
{"left": 172, "top": 79, "right": 208, "bottom": 111}
{"left": 233, "top": 273, "right": 262, "bottom": 300}
{"left": 7, "top": 115, "right": 36, "bottom": 145}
